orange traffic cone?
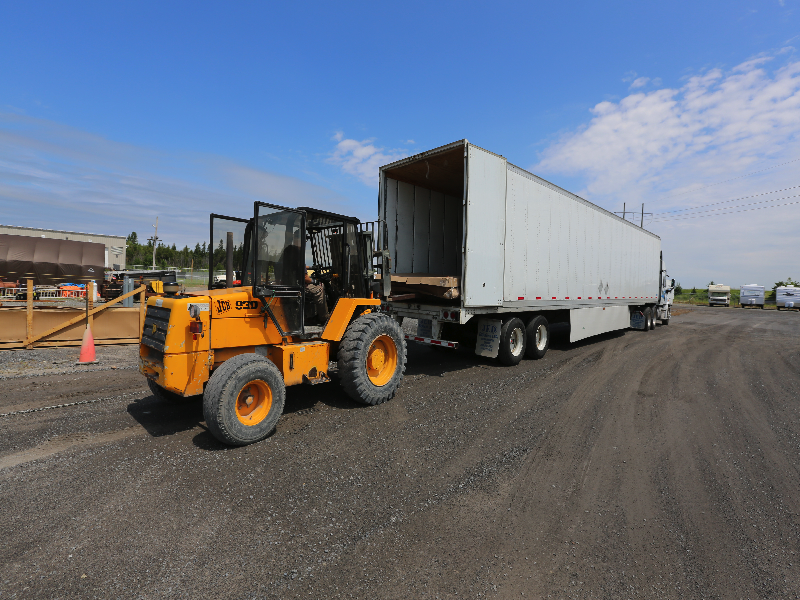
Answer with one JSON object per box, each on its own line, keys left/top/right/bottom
{"left": 76, "top": 325, "right": 98, "bottom": 364}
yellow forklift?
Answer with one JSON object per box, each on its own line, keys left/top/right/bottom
{"left": 139, "top": 202, "right": 404, "bottom": 445}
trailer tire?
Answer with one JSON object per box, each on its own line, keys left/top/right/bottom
{"left": 649, "top": 308, "right": 656, "bottom": 330}
{"left": 642, "top": 307, "right": 652, "bottom": 331}
{"left": 525, "top": 315, "right": 549, "bottom": 360}
{"left": 498, "top": 317, "right": 526, "bottom": 366}
{"left": 338, "top": 312, "right": 407, "bottom": 406}
{"left": 203, "top": 353, "right": 285, "bottom": 446}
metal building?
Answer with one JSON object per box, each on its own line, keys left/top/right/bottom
{"left": 0, "top": 225, "right": 126, "bottom": 269}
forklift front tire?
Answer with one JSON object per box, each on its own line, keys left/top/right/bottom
{"left": 338, "top": 313, "right": 407, "bottom": 406}
{"left": 203, "top": 353, "right": 286, "bottom": 446}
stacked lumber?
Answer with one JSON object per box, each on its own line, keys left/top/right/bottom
{"left": 380, "top": 274, "right": 460, "bottom": 301}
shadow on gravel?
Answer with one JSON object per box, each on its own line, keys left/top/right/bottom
{"left": 403, "top": 343, "right": 503, "bottom": 375}
{"left": 126, "top": 394, "right": 205, "bottom": 439}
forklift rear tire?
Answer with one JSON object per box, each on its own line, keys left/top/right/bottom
{"left": 148, "top": 379, "right": 187, "bottom": 403}
{"left": 203, "top": 353, "right": 285, "bottom": 446}
{"left": 338, "top": 313, "right": 406, "bottom": 406}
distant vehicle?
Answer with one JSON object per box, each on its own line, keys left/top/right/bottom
{"left": 740, "top": 284, "right": 764, "bottom": 309}
{"left": 708, "top": 284, "right": 730, "bottom": 307}
{"left": 776, "top": 286, "right": 800, "bottom": 311}
{"left": 101, "top": 270, "right": 178, "bottom": 300}
{"left": 212, "top": 270, "right": 242, "bottom": 289}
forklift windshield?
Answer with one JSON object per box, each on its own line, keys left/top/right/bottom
{"left": 209, "top": 214, "right": 253, "bottom": 289}
{"left": 253, "top": 204, "right": 306, "bottom": 290}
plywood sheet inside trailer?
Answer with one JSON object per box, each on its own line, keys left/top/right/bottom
{"left": 396, "top": 181, "right": 415, "bottom": 273}
{"left": 412, "top": 187, "right": 431, "bottom": 273}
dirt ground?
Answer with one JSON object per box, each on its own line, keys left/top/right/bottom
{"left": 1, "top": 306, "right": 799, "bottom": 599}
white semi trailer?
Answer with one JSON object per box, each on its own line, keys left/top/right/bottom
{"left": 376, "top": 140, "right": 674, "bottom": 365}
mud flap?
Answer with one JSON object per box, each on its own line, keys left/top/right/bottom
{"left": 630, "top": 311, "right": 647, "bottom": 330}
{"left": 475, "top": 319, "right": 501, "bottom": 357}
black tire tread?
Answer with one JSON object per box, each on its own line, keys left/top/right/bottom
{"left": 498, "top": 317, "right": 526, "bottom": 366}
{"left": 203, "top": 353, "right": 285, "bottom": 446}
{"left": 525, "top": 315, "right": 549, "bottom": 360}
{"left": 338, "top": 313, "right": 407, "bottom": 406}
{"left": 147, "top": 378, "right": 188, "bottom": 402}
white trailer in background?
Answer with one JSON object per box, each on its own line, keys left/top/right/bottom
{"left": 376, "top": 140, "right": 675, "bottom": 365}
{"left": 776, "top": 286, "right": 800, "bottom": 310}
{"left": 740, "top": 284, "right": 765, "bottom": 308}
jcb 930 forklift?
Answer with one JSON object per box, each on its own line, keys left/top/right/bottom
{"left": 139, "top": 202, "right": 405, "bottom": 445}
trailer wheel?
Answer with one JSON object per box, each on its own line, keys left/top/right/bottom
{"left": 338, "top": 312, "right": 407, "bottom": 406}
{"left": 203, "top": 353, "right": 285, "bottom": 446}
{"left": 649, "top": 308, "right": 656, "bottom": 330}
{"left": 525, "top": 315, "right": 549, "bottom": 360}
{"left": 642, "top": 307, "right": 652, "bottom": 331}
{"left": 498, "top": 317, "right": 526, "bottom": 366}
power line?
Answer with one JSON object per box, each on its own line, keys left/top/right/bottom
{"left": 650, "top": 197, "right": 800, "bottom": 222}
{"left": 654, "top": 157, "right": 800, "bottom": 202}
{"left": 651, "top": 185, "right": 800, "bottom": 215}
{"left": 651, "top": 192, "right": 800, "bottom": 222}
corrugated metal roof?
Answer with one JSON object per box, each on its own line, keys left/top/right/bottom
{"left": 0, "top": 224, "right": 125, "bottom": 240}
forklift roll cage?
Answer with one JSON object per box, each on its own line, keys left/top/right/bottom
{"left": 209, "top": 202, "right": 388, "bottom": 335}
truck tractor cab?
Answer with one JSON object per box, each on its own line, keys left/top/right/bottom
{"left": 657, "top": 259, "right": 675, "bottom": 325}
{"left": 139, "top": 202, "right": 405, "bottom": 446}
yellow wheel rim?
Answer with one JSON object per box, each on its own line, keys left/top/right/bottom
{"left": 235, "top": 380, "right": 273, "bottom": 426}
{"left": 366, "top": 335, "right": 398, "bottom": 387}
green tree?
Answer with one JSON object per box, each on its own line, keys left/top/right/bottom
{"left": 707, "top": 280, "right": 715, "bottom": 287}
{"left": 774, "top": 277, "right": 799, "bottom": 290}
{"left": 675, "top": 282, "right": 682, "bottom": 294}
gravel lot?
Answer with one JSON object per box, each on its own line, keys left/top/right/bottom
{"left": 2, "top": 306, "right": 800, "bottom": 598}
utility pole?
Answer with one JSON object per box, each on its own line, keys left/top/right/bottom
{"left": 148, "top": 216, "right": 160, "bottom": 270}
{"left": 641, "top": 203, "right": 644, "bottom": 227}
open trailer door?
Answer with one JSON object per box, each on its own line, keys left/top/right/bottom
{"left": 463, "top": 144, "right": 507, "bottom": 307}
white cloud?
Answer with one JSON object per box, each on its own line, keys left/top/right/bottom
{"left": 535, "top": 53, "right": 800, "bottom": 286}
{"left": 0, "top": 113, "right": 352, "bottom": 247}
{"left": 328, "top": 133, "right": 408, "bottom": 185}
{"left": 630, "top": 77, "right": 649, "bottom": 89}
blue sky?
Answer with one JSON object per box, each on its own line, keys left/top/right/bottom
{"left": 1, "top": 1, "right": 799, "bottom": 286}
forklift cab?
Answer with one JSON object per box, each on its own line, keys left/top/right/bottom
{"left": 209, "top": 203, "right": 375, "bottom": 333}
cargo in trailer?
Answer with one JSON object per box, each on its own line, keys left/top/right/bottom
{"left": 377, "top": 140, "right": 674, "bottom": 365}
